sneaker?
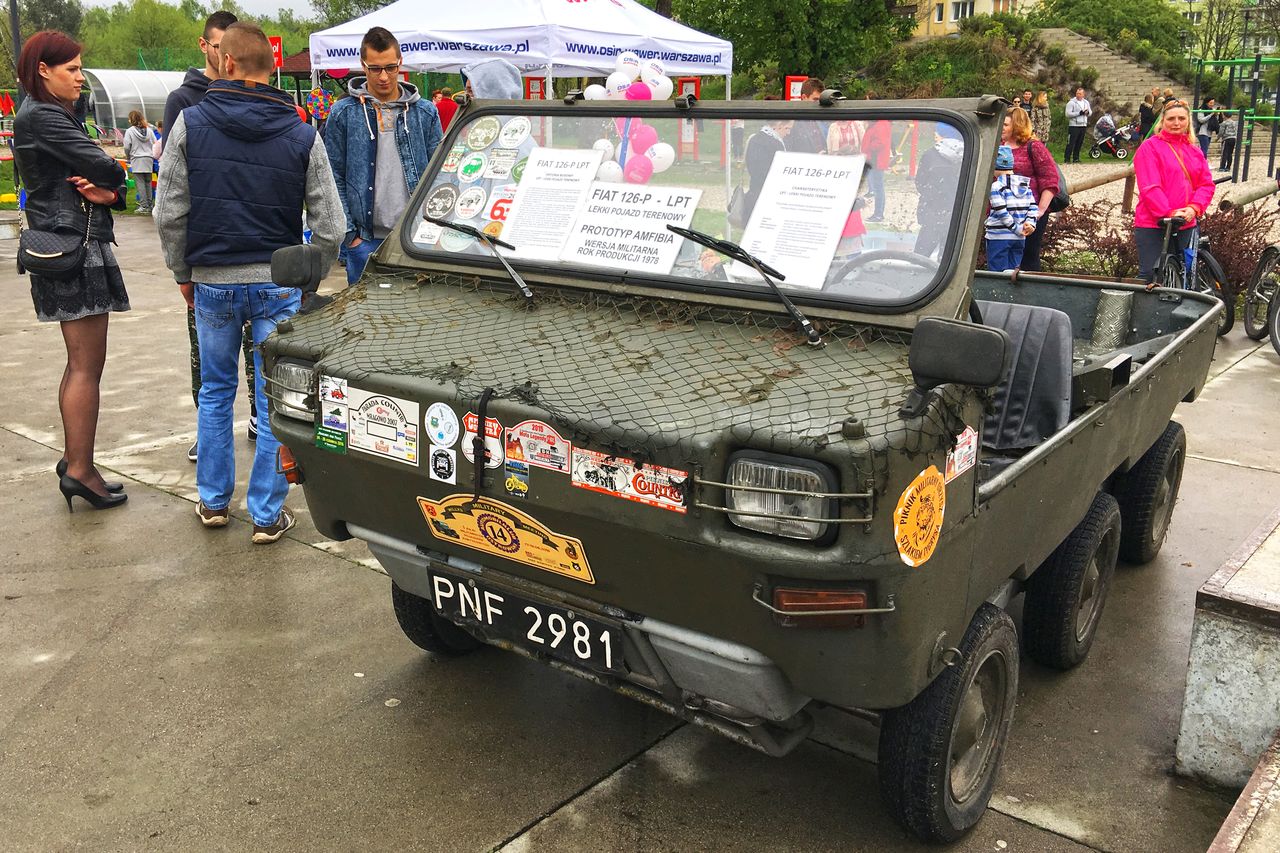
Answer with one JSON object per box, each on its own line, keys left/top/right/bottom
{"left": 187, "top": 440, "right": 198, "bottom": 463}
{"left": 196, "top": 501, "right": 229, "bottom": 528}
{"left": 248, "top": 413, "right": 258, "bottom": 442}
{"left": 252, "top": 507, "right": 296, "bottom": 544}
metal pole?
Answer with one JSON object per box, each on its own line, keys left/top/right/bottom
{"left": 1244, "top": 53, "right": 1262, "bottom": 182}
{"left": 1270, "top": 83, "right": 1279, "bottom": 176}
{"left": 1227, "top": 66, "right": 1236, "bottom": 110}
{"left": 1193, "top": 58, "right": 1202, "bottom": 115}
{"left": 8, "top": 0, "right": 21, "bottom": 104}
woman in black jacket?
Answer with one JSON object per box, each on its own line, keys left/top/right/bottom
{"left": 15, "top": 31, "right": 128, "bottom": 511}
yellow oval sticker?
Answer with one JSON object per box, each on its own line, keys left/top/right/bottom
{"left": 894, "top": 465, "right": 946, "bottom": 567}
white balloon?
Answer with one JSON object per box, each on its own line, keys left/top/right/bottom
{"left": 597, "top": 160, "right": 625, "bottom": 182}
{"left": 646, "top": 74, "right": 674, "bottom": 101}
{"left": 583, "top": 84, "right": 607, "bottom": 101}
{"left": 615, "top": 51, "right": 642, "bottom": 80}
{"left": 646, "top": 142, "right": 675, "bottom": 173}
{"left": 592, "top": 138, "right": 615, "bottom": 161}
{"left": 642, "top": 59, "right": 665, "bottom": 81}
{"left": 605, "top": 71, "right": 633, "bottom": 99}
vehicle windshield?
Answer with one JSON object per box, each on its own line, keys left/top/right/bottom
{"left": 405, "top": 106, "right": 971, "bottom": 309}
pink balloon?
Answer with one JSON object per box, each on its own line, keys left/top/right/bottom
{"left": 624, "top": 156, "right": 653, "bottom": 183}
{"left": 629, "top": 124, "right": 659, "bottom": 156}
{"left": 624, "top": 81, "right": 652, "bottom": 100}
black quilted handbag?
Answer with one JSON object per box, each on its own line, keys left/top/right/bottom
{"left": 18, "top": 204, "right": 92, "bottom": 280}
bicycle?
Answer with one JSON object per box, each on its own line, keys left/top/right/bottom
{"left": 1243, "top": 244, "right": 1279, "bottom": 340}
{"left": 1149, "top": 216, "right": 1235, "bottom": 337}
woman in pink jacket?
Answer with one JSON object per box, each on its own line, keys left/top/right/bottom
{"left": 1132, "top": 100, "right": 1214, "bottom": 284}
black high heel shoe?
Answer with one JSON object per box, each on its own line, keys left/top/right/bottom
{"left": 55, "top": 459, "right": 124, "bottom": 493}
{"left": 60, "top": 475, "right": 128, "bottom": 513}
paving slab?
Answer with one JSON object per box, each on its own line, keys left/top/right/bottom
{"left": 1178, "top": 345, "right": 1280, "bottom": 473}
{"left": 499, "top": 726, "right": 1093, "bottom": 853}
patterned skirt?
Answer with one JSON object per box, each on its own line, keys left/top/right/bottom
{"left": 30, "top": 240, "right": 130, "bottom": 322}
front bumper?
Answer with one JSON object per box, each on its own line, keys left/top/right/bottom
{"left": 351, "top": 524, "right": 817, "bottom": 756}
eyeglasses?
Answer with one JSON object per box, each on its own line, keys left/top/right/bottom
{"left": 363, "top": 63, "right": 401, "bottom": 77}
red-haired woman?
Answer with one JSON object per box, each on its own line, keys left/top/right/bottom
{"left": 14, "top": 31, "right": 128, "bottom": 511}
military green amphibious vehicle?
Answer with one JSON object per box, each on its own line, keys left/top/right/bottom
{"left": 263, "top": 94, "right": 1218, "bottom": 842}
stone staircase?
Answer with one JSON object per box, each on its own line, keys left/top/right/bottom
{"left": 1039, "top": 27, "right": 1185, "bottom": 110}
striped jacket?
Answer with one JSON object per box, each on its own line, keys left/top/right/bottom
{"left": 985, "top": 174, "right": 1038, "bottom": 240}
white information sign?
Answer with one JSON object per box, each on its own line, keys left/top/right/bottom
{"left": 501, "top": 148, "right": 604, "bottom": 261}
{"left": 732, "top": 152, "right": 864, "bottom": 289}
{"left": 561, "top": 184, "right": 703, "bottom": 274}
{"left": 346, "top": 387, "right": 420, "bottom": 466}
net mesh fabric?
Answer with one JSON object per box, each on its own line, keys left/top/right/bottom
{"left": 286, "top": 272, "right": 940, "bottom": 462}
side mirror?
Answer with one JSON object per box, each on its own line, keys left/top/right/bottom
{"left": 271, "top": 244, "right": 325, "bottom": 294}
{"left": 899, "top": 317, "right": 1011, "bottom": 419}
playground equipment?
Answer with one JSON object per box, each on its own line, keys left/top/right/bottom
{"left": 1193, "top": 55, "right": 1280, "bottom": 184}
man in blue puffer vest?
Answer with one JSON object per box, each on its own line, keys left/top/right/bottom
{"left": 324, "top": 26, "right": 443, "bottom": 285}
{"left": 156, "top": 21, "right": 345, "bottom": 544}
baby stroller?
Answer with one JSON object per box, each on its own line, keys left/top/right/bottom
{"left": 1089, "top": 116, "right": 1136, "bottom": 160}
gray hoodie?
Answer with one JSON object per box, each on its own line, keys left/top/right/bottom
{"left": 463, "top": 59, "right": 523, "bottom": 99}
{"left": 347, "top": 77, "right": 420, "bottom": 238}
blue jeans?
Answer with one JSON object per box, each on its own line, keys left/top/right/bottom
{"left": 986, "top": 238, "right": 1025, "bottom": 272}
{"left": 867, "top": 168, "right": 886, "bottom": 218}
{"left": 1198, "top": 134, "right": 1211, "bottom": 158}
{"left": 345, "top": 237, "right": 383, "bottom": 285}
{"left": 194, "top": 283, "right": 301, "bottom": 527}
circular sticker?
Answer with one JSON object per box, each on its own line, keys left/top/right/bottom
{"left": 440, "top": 228, "right": 475, "bottom": 252}
{"left": 431, "top": 447, "right": 455, "bottom": 481}
{"left": 466, "top": 116, "right": 502, "bottom": 150}
{"left": 498, "top": 116, "right": 531, "bottom": 148}
{"left": 423, "top": 184, "right": 459, "bottom": 220}
{"left": 511, "top": 157, "right": 528, "bottom": 183}
{"left": 454, "top": 186, "right": 488, "bottom": 220}
{"left": 482, "top": 221, "right": 504, "bottom": 239}
{"left": 458, "top": 152, "right": 488, "bottom": 184}
{"left": 893, "top": 465, "right": 946, "bottom": 568}
{"left": 425, "top": 402, "right": 460, "bottom": 447}
{"left": 440, "top": 144, "right": 467, "bottom": 173}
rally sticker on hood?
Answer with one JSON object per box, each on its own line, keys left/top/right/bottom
{"left": 498, "top": 116, "right": 531, "bottom": 148}
{"left": 457, "top": 152, "right": 488, "bottom": 184}
{"left": 418, "top": 494, "right": 594, "bottom": 583}
{"left": 894, "top": 465, "right": 946, "bottom": 567}
{"left": 440, "top": 144, "right": 467, "bottom": 173}
{"left": 510, "top": 420, "right": 571, "bottom": 473}
{"left": 424, "top": 184, "right": 459, "bottom": 220}
{"left": 454, "top": 186, "right": 488, "bottom": 220}
{"left": 571, "top": 449, "right": 687, "bottom": 513}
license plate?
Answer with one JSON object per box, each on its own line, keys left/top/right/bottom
{"left": 426, "top": 569, "right": 625, "bottom": 674}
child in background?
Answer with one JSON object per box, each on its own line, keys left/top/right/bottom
{"left": 1218, "top": 115, "right": 1239, "bottom": 172}
{"left": 985, "top": 145, "right": 1038, "bottom": 272}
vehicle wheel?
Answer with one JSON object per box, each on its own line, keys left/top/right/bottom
{"left": 391, "top": 582, "right": 480, "bottom": 656}
{"left": 878, "top": 603, "right": 1019, "bottom": 843}
{"left": 1244, "top": 245, "right": 1280, "bottom": 340}
{"left": 1196, "top": 251, "right": 1235, "bottom": 336}
{"left": 1116, "top": 147, "right": 1129, "bottom": 159}
{"left": 1089, "top": 145, "right": 1102, "bottom": 159}
{"left": 1112, "top": 421, "right": 1186, "bottom": 564}
{"left": 1022, "top": 492, "right": 1121, "bottom": 670}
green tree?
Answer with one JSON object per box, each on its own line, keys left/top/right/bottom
{"left": 310, "top": 0, "right": 381, "bottom": 28}
{"left": 21, "top": 0, "right": 84, "bottom": 38}
{"left": 674, "top": 0, "right": 908, "bottom": 81}
{"left": 1030, "top": 0, "right": 1188, "bottom": 56}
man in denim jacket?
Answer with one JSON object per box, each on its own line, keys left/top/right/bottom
{"left": 325, "top": 26, "right": 443, "bottom": 284}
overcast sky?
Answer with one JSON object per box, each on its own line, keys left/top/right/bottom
{"left": 83, "top": 0, "right": 317, "bottom": 20}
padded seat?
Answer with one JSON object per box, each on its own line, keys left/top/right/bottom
{"left": 975, "top": 300, "right": 1073, "bottom": 453}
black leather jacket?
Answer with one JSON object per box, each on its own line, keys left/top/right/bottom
{"left": 13, "top": 98, "right": 126, "bottom": 243}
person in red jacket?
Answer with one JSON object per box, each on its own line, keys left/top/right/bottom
{"left": 1132, "top": 100, "right": 1214, "bottom": 285}
{"left": 861, "top": 93, "right": 891, "bottom": 221}
{"left": 436, "top": 86, "right": 458, "bottom": 131}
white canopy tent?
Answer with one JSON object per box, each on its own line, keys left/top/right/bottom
{"left": 308, "top": 0, "right": 732, "bottom": 95}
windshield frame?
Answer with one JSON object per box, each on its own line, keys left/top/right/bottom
{"left": 396, "top": 99, "right": 983, "bottom": 317}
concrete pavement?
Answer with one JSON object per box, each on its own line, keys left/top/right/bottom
{"left": 1, "top": 215, "right": 1277, "bottom": 851}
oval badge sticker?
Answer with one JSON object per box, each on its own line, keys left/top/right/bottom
{"left": 893, "top": 465, "right": 946, "bottom": 567}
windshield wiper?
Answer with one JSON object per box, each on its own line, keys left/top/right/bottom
{"left": 425, "top": 215, "right": 534, "bottom": 303}
{"left": 666, "top": 224, "right": 820, "bottom": 346}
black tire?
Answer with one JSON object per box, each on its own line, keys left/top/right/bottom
{"left": 878, "top": 603, "right": 1019, "bottom": 843}
{"left": 1196, "top": 250, "right": 1235, "bottom": 336}
{"left": 391, "top": 582, "right": 480, "bottom": 656}
{"left": 1115, "top": 147, "right": 1129, "bottom": 160}
{"left": 1088, "top": 145, "right": 1102, "bottom": 159}
{"left": 1244, "top": 245, "right": 1280, "bottom": 340}
{"left": 1157, "top": 258, "right": 1182, "bottom": 290}
{"left": 1022, "top": 492, "right": 1121, "bottom": 670}
{"left": 1112, "top": 421, "right": 1186, "bottom": 564}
